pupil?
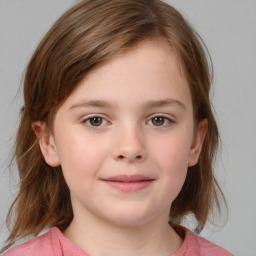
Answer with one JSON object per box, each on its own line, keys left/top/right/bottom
{"left": 153, "top": 117, "right": 164, "bottom": 126}
{"left": 90, "top": 117, "right": 102, "bottom": 126}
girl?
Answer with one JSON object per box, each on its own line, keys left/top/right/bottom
{"left": 2, "top": 0, "right": 233, "bottom": 255}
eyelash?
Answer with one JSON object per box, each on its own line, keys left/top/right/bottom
{"left": 81, "top": 114, "right": 174, "bottom": 128}
{"left": 81, "top": 115, "right": 108, "bottom": 127}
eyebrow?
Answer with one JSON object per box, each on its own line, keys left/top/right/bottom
{"left": 144, "top": 98, "right": 186, "bottom": 110}
{"left": 69, "top": 100, "right": 116, "bottom": 110}
{"left": 69, "top": 98, "right": 186, "bottom": 111}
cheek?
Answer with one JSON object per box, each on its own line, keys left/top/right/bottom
{"left": 150, "top": 131, "right": 193, "bottom": 196}
{"left": 55, "top": 132, "right": 109, "bottom": 184}
{"left": 152, "top": 132, "right": 192, "bottom": 170}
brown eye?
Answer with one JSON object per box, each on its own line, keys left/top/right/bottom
{"left": 89, "top": 117, "right": 103, "bottom": 126}
{"left": 148, "top": 116, "right": 172, "bottom": 127}
{"left": 152, "top": 117, "right": 165, "bottom": 126}
{"left": 82, "top": 116, "right": 108, "bottom": 128}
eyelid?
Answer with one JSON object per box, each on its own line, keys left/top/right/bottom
{"left": 147, "top": 113, "right": 175, "bottom": 120}
{"left": 146, "top": 114, "right": 175, "bottom": 126}
{"left": 81, "top": 114, "right": 110, "bottom": 127}
{"left": 79, "top": 113, "right": 175, "bottom": 128}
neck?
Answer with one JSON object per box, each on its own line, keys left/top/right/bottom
{"left": 64, "top": 209, "right": 183, "bottom": 256}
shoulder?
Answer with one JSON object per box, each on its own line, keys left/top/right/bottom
{"left": 172, "top": 225, "right": 233, "bottom": 256}
{"left": 3, "top": 227, "right": 60, "bottom": 256}
{"left": 185, "top": 228, "right": 233, "bottom": 256}
{"left": 196, "top": 235, "right": 233, "bottom": 255}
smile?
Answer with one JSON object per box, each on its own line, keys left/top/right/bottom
{"left": 102, "top": 175, "right": 155, "bottom": 192}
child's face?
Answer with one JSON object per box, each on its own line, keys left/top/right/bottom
{"left": 38, "top": 40, "right": 206, "bottom": 227}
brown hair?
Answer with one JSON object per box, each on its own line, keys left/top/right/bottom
{"left": 2, "top": 0, "right": 226, "bottom": 252}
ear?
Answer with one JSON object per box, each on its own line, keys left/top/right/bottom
{"left": 32, "top": 121, "right": 60, "bottom": 167}
{"left": 188, "top": 119, "right": 208, "bottom": 167}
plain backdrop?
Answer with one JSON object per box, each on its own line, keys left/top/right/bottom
{"left": 0, "top": 1, "right": 255, "bottom": 255}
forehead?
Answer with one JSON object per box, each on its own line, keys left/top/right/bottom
{"left": 88, "top": 39, "right": 185, "bottom": 81}
{"left": 59, "top": 40, "right": 192, "bottom": 112}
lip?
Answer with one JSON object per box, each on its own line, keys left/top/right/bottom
{"left": 102, "top": 175, "right": 155, "bottom": 192}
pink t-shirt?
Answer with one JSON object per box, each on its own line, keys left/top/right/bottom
{"left": 4, "top": 226, "right": 233, "bottom": 256}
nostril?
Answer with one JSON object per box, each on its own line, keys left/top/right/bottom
{"left": 117, "top": 155, "right": 142, "bottom": 160}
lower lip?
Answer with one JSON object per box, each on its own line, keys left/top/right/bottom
{"left": 104, "top": 180, "right": 153, "bottom": 192}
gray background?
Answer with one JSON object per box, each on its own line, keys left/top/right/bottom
{"left": 0, "top": 0, "right": 255, "bottom": 255}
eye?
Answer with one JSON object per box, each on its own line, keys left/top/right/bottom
{"left": 147, "top": 116, "right": 173, "bottom": 127}
{"left": 82, "top": 116, "right": 108, "bottom": 127}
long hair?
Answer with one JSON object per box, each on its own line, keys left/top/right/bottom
{"left": 2, "top": 0, "right": 225, "bottom": 252}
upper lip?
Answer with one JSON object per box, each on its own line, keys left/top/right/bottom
{"left": 103, "top": 175, "right": 154, "bottom": 182}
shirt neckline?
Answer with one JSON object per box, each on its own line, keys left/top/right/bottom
{"left": 51, "top": 224, "right": 196, "bottom": 256}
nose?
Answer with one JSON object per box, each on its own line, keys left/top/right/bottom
{"left": 111, "top": 124, "right": 147, "bottom": 163}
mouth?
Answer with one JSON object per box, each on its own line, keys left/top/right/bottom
{"left": 102, "top": 175, "right": 155, "bottom": 192}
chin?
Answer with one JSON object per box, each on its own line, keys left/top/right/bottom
{"left": 103, "top": 208, "right": 156, "bottom": 228}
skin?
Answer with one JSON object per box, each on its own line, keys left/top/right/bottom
{"left": 34, "top": 40, "right": 207, "bottom": 256}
